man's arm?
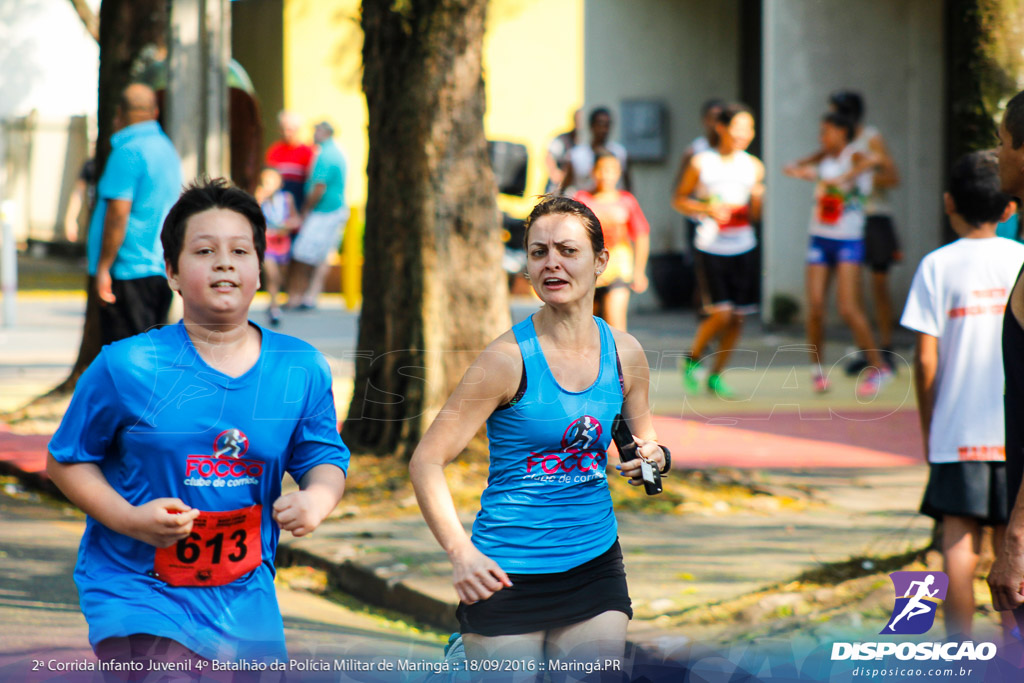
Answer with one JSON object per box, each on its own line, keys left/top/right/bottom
{"left": 869, "top": 133, "right": 900, "bottom": 189}
{"left": 913, "top": 332, "right": 938, "bottom": 461}
{"left": 988, "top": 480, "right": 1024, "bottom": 610}
{"left": 95, "top": 198, "right": 131, "bottom": 304}
{"left": 302, "top": 183, "right": 326, "bottom": 218}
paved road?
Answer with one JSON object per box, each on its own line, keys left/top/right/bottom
{"left": 0, "top": 485, "right": 444, "bottom": 681}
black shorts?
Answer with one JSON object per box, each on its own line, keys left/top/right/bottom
{"left": 99, "top": 275, "right": 173, "bottom": 346}
{"left": 694, "top": 248, "right": 759, "bottom": 314}
{"left": 863, "top": 215, "right": 901, "bottom": 273}
{"left": 456, "top": 540, "right": 633, "bottom": 637}
{"left": 920, "top": 461, "right": 1009, "bottom": 525}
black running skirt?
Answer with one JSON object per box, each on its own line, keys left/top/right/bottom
{"left": 456, "top": 539, "right": 633, "bottom": 637}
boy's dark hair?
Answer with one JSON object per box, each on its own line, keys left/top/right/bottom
{"left": 523, "top": 194, "right": 605, "bottom": 255}
{"left": 829, "top": 90, "right": 864, "bottom": 125}
{"left": 589, "top": 107, "right": 612, "bottom": 127}
{"left": 161, "top": 178, "right": 267, "bottom": 272}
{"left": 822, "top": 112, "right": 856, "bottom": 143}
{"left": 949, "top": 150, "right": 1012, "bottom": 226}
{"left": 1005, "top": 90, "right": 1024, "bottom": 149}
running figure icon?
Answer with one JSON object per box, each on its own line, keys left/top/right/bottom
{"left": 887, "top": 574, "right": 939, "bottom": 631}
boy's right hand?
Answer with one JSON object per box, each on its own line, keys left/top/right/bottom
{"left": 124, "top": 498, "right": 200, "bottom": 548}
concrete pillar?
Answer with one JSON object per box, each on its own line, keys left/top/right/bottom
{"left": 166, "top": 0, "right": 230, "bottom": 182}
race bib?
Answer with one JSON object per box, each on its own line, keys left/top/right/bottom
{"left": 718, "top": 205, "right": 750, "bottom": 229}
{"left": 154, "top": 505, "right": 262, "bottom": 587}
{"left": 817, "top": 192, "right": 843, "bottom": 226}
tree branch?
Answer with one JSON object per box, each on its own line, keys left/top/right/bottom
{"left": 68, "top": 0, "right": 100, "bottom": 42}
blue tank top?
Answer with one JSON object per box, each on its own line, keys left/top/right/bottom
{"left": 472, "top": 315, "right": 623, "bottom": 573}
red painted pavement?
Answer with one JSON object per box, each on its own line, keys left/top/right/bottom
{"left": 0, "top": 411, "right": 923, "bottom": 484}
{"left": 652, "top": 410, "right": 923, "bottom": 468}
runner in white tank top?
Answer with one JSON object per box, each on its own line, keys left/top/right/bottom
{"left": 673, "top": 103, "right": 764, "bottom": 398}
{"left": 784, "top": 111, "right": 890, "bottom": 397}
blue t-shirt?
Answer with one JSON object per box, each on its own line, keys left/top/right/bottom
{"left": 473, "top": 315, "right": 622, "bottom": 573}
{"left": 49, "top": 322, "right": 350, "bottom": 661}
{"left": 306, "top": 138, "right": 347, "bottom": 213}
{"left": 87, "top": 120, "right": 183, "bottom": 279}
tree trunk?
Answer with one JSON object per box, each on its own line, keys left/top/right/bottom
{"left": 344, "top": 0, "right": 510, "bottom": 457}
{"left": 945, "top": 0, "right": 1024, "bottom": 165}
{"left": 47, "top": 0, "right": 169, "bottom": 398}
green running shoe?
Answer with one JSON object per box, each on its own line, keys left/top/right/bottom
{"left": 682, "top": 357, "right": 702, "bottom": 394}
{"left": 707, "top": 373, "right": 734, "bottom": 399}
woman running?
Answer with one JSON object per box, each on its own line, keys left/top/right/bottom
{"left": 574, "top": 151, "right": 650, "bottom": 331}
{"left": 672, "top": 102, "right": 764, "bottom": 398}
{"left": 409, "top": 196, "right": 668, "bottom": 670}
{"left": 784, "top": 112, "right": 891, "bottom": 396}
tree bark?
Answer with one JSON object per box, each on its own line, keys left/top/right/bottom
{"left": 945, "top": 0, "right": 1024, "bottom": 165}
{"left": 344, "top": 0, "right": 509, "bottom": 457}
{"left": 67, "top": 0, "right": 100, "bottom": 42}
{"left": 47, "top": 0, "right": 169, "bottom": 398}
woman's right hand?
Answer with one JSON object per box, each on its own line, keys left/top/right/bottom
{"left": 450, "top": 543, "right": 513, "bottom": 604}
{"left": 123, "top": 498, "right": 201, "bottom": 548}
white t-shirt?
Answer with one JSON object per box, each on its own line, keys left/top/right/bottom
{"left": 850, "top": 125, "right": 892, "bottom": 216}
{"left": 568, "top": 141, "right": 628, "bottom": 191}
{"left": 808, "top": 144, "right": 866, "bottom": 241}
{"left": 693, "top": 149, "right": 758, "bottom": 256}
{"left": 901, "top": 237, "right": 1024, "bottom": 463}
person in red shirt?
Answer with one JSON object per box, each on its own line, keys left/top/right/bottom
{"left": 574, "top": 151, "right": 650, "bottom": 331}
{"left": 265, "top": 110, "right": 314, "bottom": 209}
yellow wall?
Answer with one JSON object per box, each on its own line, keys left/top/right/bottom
{"left": 282, "top": 0, "right": 583, "bottom": 217}
{"left": 484, "top": 0, "right": 584, "bottom": 217}
{"left": 283, "top": 0, "right": 366, "bottom": 207}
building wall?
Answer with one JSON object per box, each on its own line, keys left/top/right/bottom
{"left": 0, "top": 0, "right": 98, "bottom": 242}
{"left": 762, "top": 0, "right": 945, "bottom": 323}
{"left": 583, "top": 0, "right": 742, "bottom": 262}
{"left": 0, "top": 0, "right": 99, "bottom": 120}
{"left": 232, "top": 0, "right": 285, "bottom": 154}
{"left": 281, "top": 0, "right": 583, "bottom": 216}
{"left": 485, "top": 0, "right": 584, "bottom": 218}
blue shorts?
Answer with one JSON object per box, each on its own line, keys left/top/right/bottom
{"left": 807, "top": 235, "right": 864, "bottom": 267}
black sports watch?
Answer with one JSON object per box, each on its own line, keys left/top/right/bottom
{"left": 659, "top": 445, "right": 671, "bottom": 474}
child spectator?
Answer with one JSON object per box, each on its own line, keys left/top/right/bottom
{"left": 902, "top": 151, "right": 1024, "bottom": 639}
{"left": 254, "top": 167, "right": 300, "bottom": 326}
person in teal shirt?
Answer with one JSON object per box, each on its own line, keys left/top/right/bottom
{"left": 88, "top": 83, "right": 182, "bottom": 344}
{"left": 287, "top": 121, "right": 349, "bottom": 309}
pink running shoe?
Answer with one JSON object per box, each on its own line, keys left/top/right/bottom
{"left": 812, "top": 373, "right": 829, "bottom": 394}
{"left": 856, "top": 367, "right": 893, "bottom": 398}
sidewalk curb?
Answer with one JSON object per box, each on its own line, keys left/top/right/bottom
{"left": 276, "top": 544, "right": 459, "bottom": 632}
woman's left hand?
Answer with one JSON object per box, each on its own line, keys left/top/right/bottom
{"left": 617, "top": 437, "right": 665, "bottom": 485}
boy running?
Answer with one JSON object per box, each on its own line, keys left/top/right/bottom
{"left": 47, "top": 179, "right": 350, "bottom": 665}
{"left": 902, "top": 151, "right": 1024, "bottom": 638}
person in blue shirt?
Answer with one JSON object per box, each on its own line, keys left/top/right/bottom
{"left": 409, "top": 196, "right": 669, "bottom": 668}
{"left": 89, "top": 83, "right": 183, "bottom": 345}
{"left": 286, "top": 120, "right": 349, "bottom": 310}
{"left": 47, "top": 179, "right": 350, "bottom": 666}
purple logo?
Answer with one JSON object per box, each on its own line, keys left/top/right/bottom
{"left": 882, "top": 571, "right": 949, "bottom": 635}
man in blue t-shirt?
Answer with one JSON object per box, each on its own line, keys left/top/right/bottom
{"left": 286, "top": 120, "right": 349, "bottom": 310}
{"left": 88, "top": 83, "right": 183, "bottom": 345}
{"left": 49, "top": 179, "right": 350, "bottom": 665}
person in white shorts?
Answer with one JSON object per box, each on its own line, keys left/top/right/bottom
{"left": 287, "top": 121, "right": 349, "bottom": 310}
{"left": 902, "top": 150, "right": 1024, "bottom": 639}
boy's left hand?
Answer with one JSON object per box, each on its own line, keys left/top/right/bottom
{"left": 272, "top": 490, "right": 331, "bottom": 537}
